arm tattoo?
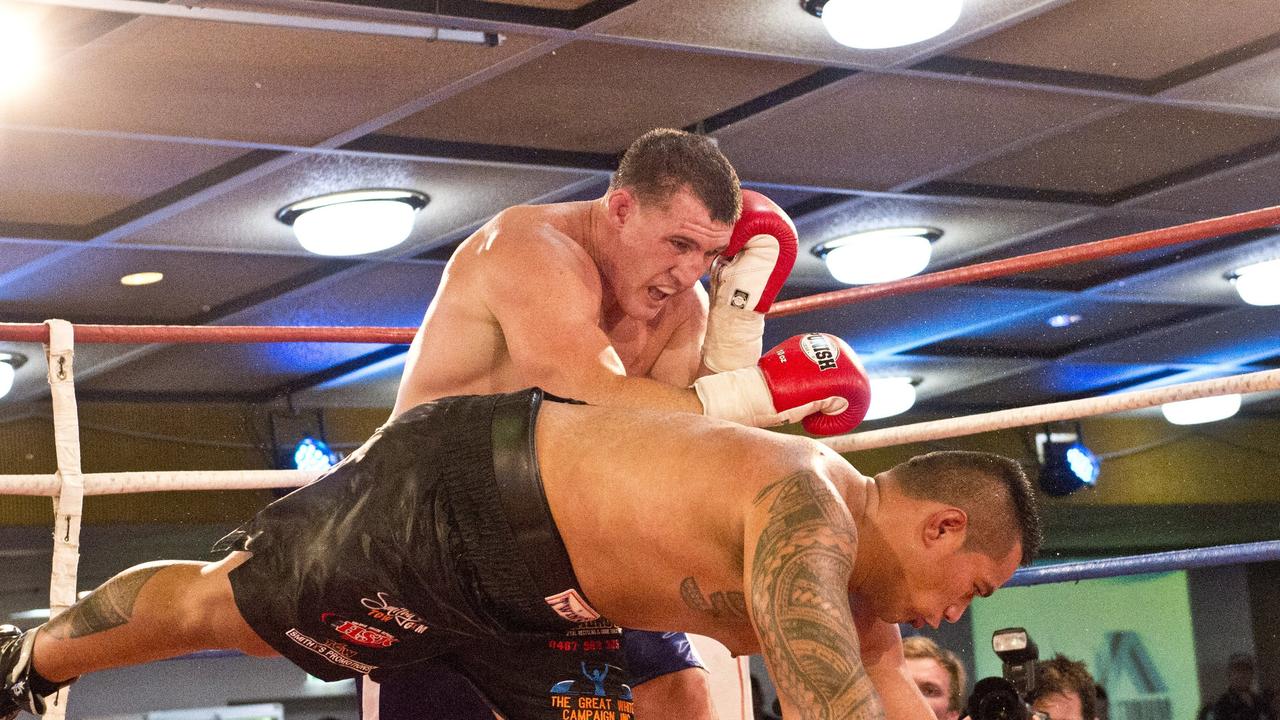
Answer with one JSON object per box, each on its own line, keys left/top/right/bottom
{"left": 45, "top": 565, "right": 167, "bottom": 639}
{"left": 680, "top": 577, "right": 748, "bottom": 620}
{"left": 750, "top": 471, "right": 883, "bottom": 720}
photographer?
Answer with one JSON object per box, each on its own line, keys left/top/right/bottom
{"left": 1027, "top": 655, "right": 1100, "bottom": 720}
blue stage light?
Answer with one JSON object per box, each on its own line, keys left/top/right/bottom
{"left": 293, "top": 436, "right": 338, "bottom": 472}
{"left": 1039, "top": 430, "right": 1099, "bottom": 496}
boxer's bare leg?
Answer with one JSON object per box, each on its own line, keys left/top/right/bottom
{"left": 32, "top": 551, "right": 276, "bottom": 683}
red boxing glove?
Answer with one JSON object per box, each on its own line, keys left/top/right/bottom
{"left": 693, "top": 333, "right": 871, "bottom": 436}
{"left": 757, "top": 333, "right": 871, "bottom": 436}
{"left": 703, "top": 190, "right": 799, "bottom": 372}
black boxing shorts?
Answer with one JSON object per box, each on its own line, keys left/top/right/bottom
{"left": 218, "top": 388, "right": 644, "bottom": 719}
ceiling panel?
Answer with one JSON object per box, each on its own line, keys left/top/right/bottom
{"left": 1067, "top": 306, "right": 1280, "bottom": 366}
{"left": 0, "top": 246, "right": 330, "bottom": 322}
{"left": 8, "top": 15, "right": 544, "bottom": 145}
{"left": 944, "top": 0, "right": 1280, "bottom": 80}
{"left": 0, "top": 129, "right": 249, "bottom": 228}
{"left": 715, "top": 73, "right": 1113, "bottom": 191}
{"left": 1129, "top": 154, "right": 1280, "bottom": 220}
{"left": 122, "top": 155, "right": 597, "bottom": 254}
{"left": 762, "top": 286, "right": 1072, "bottom": 356}
{"left": 1162, "top": 47, "right": 1280, "bottom": 111}
{"left": 0, "top": 241, "right": 63, "bottom": 275}
{"left": 909, "top": 298, "right": 1217, "bottom": 358}
{"left": 931, "top": 361, "right": 1189, "bottom": 407}
{"left": 943, "top": 106, "right": 1280, "bottom": 196}
{"left": 487, "top": 0, "right": 594, "bottom": 8}
{"left": 380, "top": 41, "right": 820, "bottom": 154}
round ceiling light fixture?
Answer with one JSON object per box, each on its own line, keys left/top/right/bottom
{"left": 276, "top": 189, "right": 429, "bottom": 257}
{"left": 801, "top": 0, "right": 964, "bottom": 49}
{"left": 812, "top": 226, "right": 941, "bottom": 285}
{"left": 1228, "top": 258, "right": 1280, "bottom": 306}
{"left": 0, "top": 352, "right": 29, "bottom": 400}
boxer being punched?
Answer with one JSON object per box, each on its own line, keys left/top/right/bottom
{"left": 379, "top": 128, "right": 869, "bottom": 718}
{"left": 0, "top": 389, "right": 1042, "bottom": 720}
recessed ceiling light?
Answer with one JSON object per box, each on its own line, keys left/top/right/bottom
{"left": 812, "top": 227, "right": 941, "bottom": 285}
{"left": 0, "top": 352, "right": 28, "bottom": 400}
{"left": 1228, "top": 258, "right": 1280, "bottom": 306}
{"left": 802, "top": 0, "right": 963, "bottom": 49}
{"left": 120, "top": 272, "right": 164, "bottom": 286}
{"left": 864, "top": 376, "right": 919, "bottom": 421}
{"left": 1047, "top": 314, "right": 1082, "bottom": 328}
{"left": 277, "top": 189, "right": 428, "bottom": 257}
{"left": 0, "top": 5, "right": 43, "bottom": 101}
{"left": 1161, "top": 394, "right": 1242, "bottom": 425}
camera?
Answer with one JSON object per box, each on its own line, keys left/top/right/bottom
{"left": 964, "top": 627, "right": 1047, "bottom": 720}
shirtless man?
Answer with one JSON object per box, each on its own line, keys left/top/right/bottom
{"left": 377, "top": 128, "right": 869, "bottom": 718}
{"left": 0, "top": 388, "right": 1043, "bottom": 720}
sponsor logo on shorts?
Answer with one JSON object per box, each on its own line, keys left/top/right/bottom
{"left": 800, "top": 333, "right": 839, "bottom": 371}
{"left": 545, "top": 588, "right": 601, "bottom": 624}
{"left": 730, "top": 289, "right": 749, "bottom": 309}
{"left": 549, "top": 662, "right": 634, "bottom": 719}
{"left": 360, "top": 592, "right": 429, "bottom": 634}
{"left": 565, "top": 619, "right": 622, "bottom": 638}
{"left": 285, "top": 628, "right": 376, "bottom": 674}
{"left": 321, "top": 613, "right": 398, "bottom": 648}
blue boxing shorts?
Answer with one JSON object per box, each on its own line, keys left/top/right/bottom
{"left": 363, "top": 630, "right": 704, "bottom": 719}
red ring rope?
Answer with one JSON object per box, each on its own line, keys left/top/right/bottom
{"left": 0, "top": 323, "right": 416, "bottom": 344}
{"left": 768, "top": 203, "right": 1280, "bottom": 318}
{"left": 1, "top": 204, "right": 1277, "bottom": 343}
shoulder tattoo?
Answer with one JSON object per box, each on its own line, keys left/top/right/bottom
{"left": 750, "top": 470, "right": 883, "bottom": 720}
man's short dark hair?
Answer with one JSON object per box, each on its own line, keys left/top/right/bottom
{"left": 889, "top": 450, "right": 1043, "bottom": 565}
{"left": 1029, "top": 654, "right": 1098, "bottom": 720}
{"left": 610, "top": 128, "right": 741, "bottom": 225}
{"left": 903, "top": 635, "right": 968, "bottom": 712}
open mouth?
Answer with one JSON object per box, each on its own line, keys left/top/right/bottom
{"left": 647, "top": 286, "right": 672, "bottom": 303}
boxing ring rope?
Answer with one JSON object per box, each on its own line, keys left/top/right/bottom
{"left": 820, "top": 367, "right": 1280, "bottom": 453}
{"left": 1006, "top": 540, "right": 1280, "bottom": 588}
{"left": 769, "top": 202, "right": 1280, "bottom": 317}
{"left": 1, "top": 203, "right": 1278, "bottom": 719}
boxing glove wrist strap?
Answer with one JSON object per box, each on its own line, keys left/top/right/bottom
{"left": 701, "top": 305, "right": 765, "bottom": 373}
{"left": 693, "top": 367, "right": 775, "bottom": 427}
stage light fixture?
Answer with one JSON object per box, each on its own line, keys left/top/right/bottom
{"left": 1036, "top": 425, "right": 1099, "bottom": 497}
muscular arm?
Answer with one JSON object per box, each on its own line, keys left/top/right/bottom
{"left": 484, "top": 221, "right": 704, "bottom": 413}
{"left": 746, "top": 470, "right": 884, "bottom": 720}
{"left": 852, "top": 608, "right": 936, "bottom": 720}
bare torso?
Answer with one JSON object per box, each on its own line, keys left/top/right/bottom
{"left": 393, "top": 202, "right": 705, "bottom": 414}
{"left": 533, "top": 399, "right": 869, "bottom": 656}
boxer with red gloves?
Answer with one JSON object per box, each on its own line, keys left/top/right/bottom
{"left": 702, "top": 189, "right": 798, "bottom": 373}
{"left": 696, "top": 332, "right": 872, "bottom": 436}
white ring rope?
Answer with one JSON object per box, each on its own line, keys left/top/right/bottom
{"left": 0, "top": 469, "right": 319, "bottom": 496}
{"left": 822, "top": 367, "right": 1280, "bottom": 453}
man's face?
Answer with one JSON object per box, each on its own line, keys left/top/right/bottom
{"left": 607, "top": 186, "right": 731, "bottom": 321}
{"left": 896, "top": 541, "right": 1021, "bottom": 630}
{"left": 1034, "top": 690, "right": 1085, "bottom": 720}
{"left": 906, "top": 656, "right": 958, "bottom": 720}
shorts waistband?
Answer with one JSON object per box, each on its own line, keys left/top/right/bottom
{"left": 488, "top": 389, "right": 597, "bottom": 626}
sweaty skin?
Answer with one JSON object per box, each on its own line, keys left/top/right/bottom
{"left": 393, "top": 190, "right": 729, "bottom": 417}
{"left": 25, "top": 401, "right": 1023, "bottom": 720}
